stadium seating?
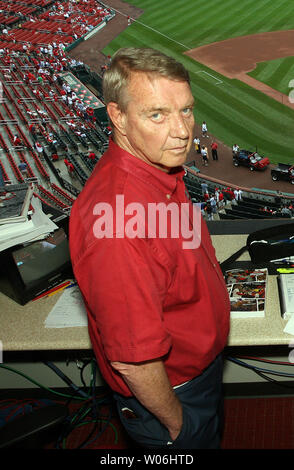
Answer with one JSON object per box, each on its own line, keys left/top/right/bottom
{"left": 0, "top": 0, "right": 290, "bottom": 225}
{"left": 50, "top": 183, "right": 75, "bottom": 205}
{"left": 30, "top": 151, "right": 50, "bottom": 180}
{"left": 0, "top": 161, "right": 10, "bottom": 183}
{"left": 38, "top": 184, "right": 70, "bottom": 210}
{"left": 6, "top": 153, "right": 24, "bottom": 183}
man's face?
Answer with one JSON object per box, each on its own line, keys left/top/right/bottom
{"left": 112, "top": 72, "right": 195, "bottom": 171}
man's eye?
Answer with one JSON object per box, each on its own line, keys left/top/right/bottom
{"left": 150, "top": 113, "right": 163, "bottom": 121}
{"left": 182, "top": 107, "right": 192, "bottom": 116}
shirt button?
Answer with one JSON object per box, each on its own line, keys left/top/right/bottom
{"left": 166, "top": 194, "right": 171, "bottom": 199}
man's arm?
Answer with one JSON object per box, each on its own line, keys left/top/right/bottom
{"left": 111, "top": 359, "right": 183, "bottom": 441}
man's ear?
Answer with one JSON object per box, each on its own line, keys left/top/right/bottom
{"left": 107, "top": 102, "right": 126, "bottom": 135}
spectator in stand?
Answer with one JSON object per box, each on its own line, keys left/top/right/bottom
{"left": 203, "top": 191, "right": 210, "bottom": 202}
{"left": 18, "top": 162, "right": 28, "bottom": 177}
{"left": 51, "top": 153, "right": 59, "bottom": 161}
{"left": 281, "top": 205, "right": 292, "bottom": 217}
{"left": 224, "top": 187, "right": 235, "bottom": 204}
{"left": 88, "top": 152, "right": 96, "bottom": 160}
{"left": 86, "top": 107, "right": 94, "bottom": 120}
{"left": 28, "top": 72, "right": 36, "bottom": 82}
{"left": 218, "top": 190, "right": 224, "bottom": 208}
{"left": 234, "top": 188, "right": 243, "bottom": 201}
{"left": 35, "top": 141, "right": 44, "bottom": 154}
{"left": 104, "top": 126, "right": 112, "bottom": 136}
{"left": 13, "top": 135, "right": 22, "bottom": 146}
{"left": 201, "top": 181, "right": 208, "bottom": 195}
{"left": 67, "top": 162, "right": 75, "bottom": 176}
{"left": 211, "top": 142, "right": 218, "bottom": 160}
{"left": 275, "top": 190, "right": 283, "bottom": 207}
{"left": 205, "top": 201, "right": 213, "bottom": 220}
{"left": 29, "top": 123, "right": 36, "bottom": 134}
{"left": 210, "top": 195, "right": 217, "bottom": 215}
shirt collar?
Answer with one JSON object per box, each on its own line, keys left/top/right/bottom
{"left": 106, "top": 138, "right": 185, "bottom": 196}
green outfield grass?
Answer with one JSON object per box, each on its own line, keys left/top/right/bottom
{"left": 103, "top": 0, "right": 294, "bottom": 164}
{"left": 248, "top": 57, "right": 294, "bottom": 96}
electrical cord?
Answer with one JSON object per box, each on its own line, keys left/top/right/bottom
{"left": 0, "top": 364, "right": 86, "bottom": 401}
{"left": 227, "top": 356, "right": 294, "bottom": 377}
{"left": 0, "top": 361, "right": 119, "bottom": 449}
{"left": 79, "top": 359, "right": 92, "bottom": 389}
{"left": 230, "top": 355, "right": 294, "bottom": 367}
{"left": 253, "top": 370, "right": 294, "bottom": 389}
{"left": 43, "top": 361, "right": 89, "bottom": 399}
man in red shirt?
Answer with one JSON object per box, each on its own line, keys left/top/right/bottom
{"left": 67, "top": 162, "right": 74, "bottom": 174}
{"left": 69, "top": 48, "right": 230, "bottom": 449}
{"left": 13, "top": 135, "right": 22, "bottom": 146}
{"left": 211, "top": 141, "right": 218, "bottom": 160}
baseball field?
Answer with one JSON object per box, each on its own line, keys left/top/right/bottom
{"left": 102, "top": 0, "right": 294, "bottom": 165}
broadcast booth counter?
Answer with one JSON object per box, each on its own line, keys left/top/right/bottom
{"left": 0, "top": 219, "right": 293, "bottom": 391}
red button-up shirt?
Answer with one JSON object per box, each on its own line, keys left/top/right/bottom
{"left": 69, "top": 139, "right": 230, "bottom": 396}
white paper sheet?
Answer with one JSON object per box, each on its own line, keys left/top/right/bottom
{"left": 45, "top": 285, "right": 88, "bottom": 328}
{"left": 283, "top": 313, "right": 294, "bottom": 336}
{"left": 0, "top": 196, "right": 58, "bottom": 252}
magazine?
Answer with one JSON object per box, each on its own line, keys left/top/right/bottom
{"left": 224, "top": 268, "right": 267, "bottom": 318}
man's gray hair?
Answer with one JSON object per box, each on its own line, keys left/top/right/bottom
{"left": 102, "top": 47, "right": 190, "bottom": 111}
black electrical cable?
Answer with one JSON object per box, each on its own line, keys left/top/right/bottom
{"left": 0, "top": 362, "right": 117, "bottom": 449}
{"left": 226, "top": 355, "right": 294, "bottom": 392}
{"left": 56, "top": 361, "right": 102, "bottom": 449}
{"left": 253, "top": 370, "right": 294, "bottom": 389}
{"left": 77, "top": 360, "right": 100, "bottom": 449}
{"left": 55, "top": 398, "right": 93, "bottom": 449}
{"left": 43, "top": 361, "right": 89, "bottom": 399}
{"left": 81, "top": 407, "right": 113, "bottom": 449}
{"left": 79, "top": 360, "right": 92, "bottom": 389}
{"left": 226, "top": 356, "right": 294, "bottom": 377}
{"left": 231, "top": 355, "right": 294, "bottom": 367}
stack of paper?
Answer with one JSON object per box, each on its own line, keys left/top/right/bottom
{"left": 45, "top": 285, "right": 88, "bottom": 328}
{"left": 0, "top": 184, "right": 33, "bottom": 224}
{"left": 0, "top": 195, "right": 59, "bottom": 252}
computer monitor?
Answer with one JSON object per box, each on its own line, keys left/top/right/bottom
{"left": 0, "top": 218, "right": 73, "bottom": 305}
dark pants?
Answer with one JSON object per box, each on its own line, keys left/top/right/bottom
{"left": 212, "top": 149, "right": 218, "bottom": 160}
{"left": 113, "top": 354, "right": 224, "bottom": 449}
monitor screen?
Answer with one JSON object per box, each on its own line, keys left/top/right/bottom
{"left": 12, "top": 228, "right": 70, "bottom": 286}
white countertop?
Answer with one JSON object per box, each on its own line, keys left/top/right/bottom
{"left": 0, "top": 233, "right": 292, "bottom": 352}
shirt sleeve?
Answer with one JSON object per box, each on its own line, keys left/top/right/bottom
{"left": 74, "top": 236, "right": 173, "bottom": 363}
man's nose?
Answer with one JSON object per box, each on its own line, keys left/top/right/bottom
{"left": 169, "top": 113, "right": 191, "bottom": 139}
